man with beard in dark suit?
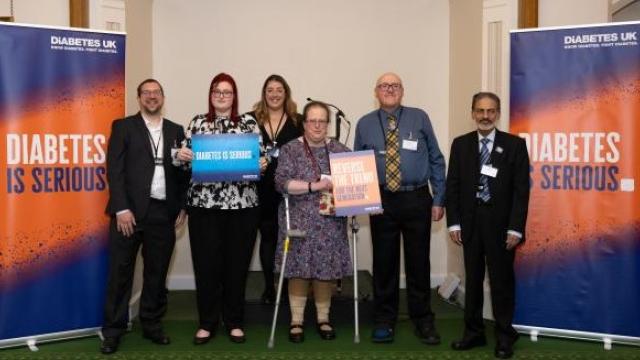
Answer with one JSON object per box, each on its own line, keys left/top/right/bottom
{"left": 101, "top": 79, "right": 188, "bottom": 354}
{"left": 446, "top": 92, "right": 530, "bottom": 359}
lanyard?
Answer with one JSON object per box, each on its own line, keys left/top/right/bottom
{"left": 377, "top": 106, "right": 403, "bottom": 147}
{"left": 145, "top": 126, "right": 163, "bottom": 166}
{"left": 302, "top": 136, "right": 331, "bottom": 180}
{"left": 266, "top": 111, "right": 285, "bottom": 145}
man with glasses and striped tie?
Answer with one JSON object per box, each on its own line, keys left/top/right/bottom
{"left": 354, "top": 72, "right": 446, "bottom": 345}
{"left": 446, "top": 92, "right": 530, "bottom": 359}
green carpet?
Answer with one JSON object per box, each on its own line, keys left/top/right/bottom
{"left": 1, "top": 273, "right": 639, "bottom": 359}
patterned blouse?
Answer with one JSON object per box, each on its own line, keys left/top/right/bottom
{"left": 185, "top": 113, "right": 262, "bottom": 209}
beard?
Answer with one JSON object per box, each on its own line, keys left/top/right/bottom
{"left": 477, "top": 119, "right": 495, "bottom": 131}
{"left": 142, "top": 101, "right": 162, "bottom": 115}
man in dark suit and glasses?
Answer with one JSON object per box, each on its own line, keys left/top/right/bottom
{"left": 446, "top": 92, "right": 530, "bottom": 359}
{"left": 101, "top": 79, "right": 188, "bottom": 354}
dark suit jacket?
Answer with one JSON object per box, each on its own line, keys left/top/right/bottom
{"left": 446, "top": 129, "right": 530, "bottom": 243}
{"left": 105, "top": 112, "right": 188, "bottom": 221}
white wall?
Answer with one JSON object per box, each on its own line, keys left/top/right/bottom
{"left": 539, "top": 0, "right": 610, "bottom": 27}
{"left": 124, "top": 0, "right": 152, "bottom": 114}
{"left": 0, "top": 0, "right": 68, "bottom": 26}
{"left": 152, "top": 0, "right": 451, "bottom": 289}
{"left": 90, "top": 0, "right": 126, "bottom": 32}
{"left": 448, "top": 0, "right": 483, "bottom": 293}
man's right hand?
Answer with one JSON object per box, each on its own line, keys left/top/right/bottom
{"left": 116, "top": 210, "right": 136, "bottom": 237}
{"left": 449, "top": 230, "right": 462, "bottom": 246}
{"left": 176, "top": 146, "right": 194, "bottom": 162}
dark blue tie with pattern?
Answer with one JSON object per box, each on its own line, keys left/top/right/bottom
{"left": 479, "top": 138, "right": 491, "bottom": 202}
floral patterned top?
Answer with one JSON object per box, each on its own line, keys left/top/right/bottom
{"left": 273, "top": 138, "right": 353, "bottom": 280}
{"left": 185, "top": 113, "right": 262, "bottom": 209}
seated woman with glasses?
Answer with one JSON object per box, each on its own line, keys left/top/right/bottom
{"left": 175, "top": 72, "right": 266, "bottom": 345}
{"left": 273, "top": 101, "right": 352, "bottom": 343}
{"left": 248, "top": 74, "right": 302, "bottom": 305}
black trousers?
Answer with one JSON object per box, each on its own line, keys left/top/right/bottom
{"left": 258, "top": 214, "right": 278, "bottom": 293}
{"left": 370, "top": 187, "right": 434, "bottom": 327}
{"left": 463, "top": 203, "right": 518, "bottom": 345}
{"left": 188, "top": 206, "right": 259, "bottom": 332}
{"left": 102, "top": 199, "right": 176, "bottom": 338}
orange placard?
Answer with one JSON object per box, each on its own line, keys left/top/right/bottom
{"left": 329, "top": 150, "right": 382, "bottom": 216}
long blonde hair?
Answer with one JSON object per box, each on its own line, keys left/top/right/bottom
{"left": 252, "top": 74, "right": 298, "bottom": 126}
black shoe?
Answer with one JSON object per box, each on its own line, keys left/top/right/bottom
{"left": 100, "top": 337, "right": 119, "bottom": 355}
{"left": 228, "top": 328, "right": 246, "bottom": 343}
{"left": 415, "top": 323, "right": 441, "bottom": 345}
{"left": 289, "top": 324, "right": 304, "bottom": 343}
{"left": 143, "top": 330, "right": 170, "bottom": 345}
{"left": 193, "top": 330, "right": 213, "bottom": 345}
{"left": 261, "top": 289, "right": 276, "bottom": 305}
{"left": 451, "top": 335, "right": 487, "bottom": 350}
{"left": 316, "top": 322, "right": 336, "bottom": 340}
{"left": 495, "top": 344, "right": 514, "bottom": 359}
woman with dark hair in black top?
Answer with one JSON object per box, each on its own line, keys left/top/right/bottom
{"left": 249, "top": 74, "right": 302, "bottom": 304}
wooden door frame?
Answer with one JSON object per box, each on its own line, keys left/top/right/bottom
{"left": 70, "top": 0, "right": 89, "bottom": 28}
{"left": 519, "top": 0, "right": 538, "bottom": 28}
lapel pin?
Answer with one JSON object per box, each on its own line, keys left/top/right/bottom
{"left": 495, "top": 146, "right": 503, "bottom": 154}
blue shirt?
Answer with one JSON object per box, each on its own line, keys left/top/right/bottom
{"left": 354, "top": 106, "right": 446, "bottom": 206}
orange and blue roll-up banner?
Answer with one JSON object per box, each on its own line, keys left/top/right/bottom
{"left": 511, "top": 22, "right": 640, "bottom": 340}
{"left": 0, "top": 23, "right": 124, "bottom": 343}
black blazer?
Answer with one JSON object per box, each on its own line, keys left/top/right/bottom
{"left": 445, "top": 129, "right": 530, "bottom": 242}
{"left": 105, "top": 112, "right": 188, "bottom": 220}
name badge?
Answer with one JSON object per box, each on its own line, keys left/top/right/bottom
{"left": 402, "top": 139, "right": 418, "bottom": 151}
{"left": 481, "top": 164, "right": 498, "bottom": 178}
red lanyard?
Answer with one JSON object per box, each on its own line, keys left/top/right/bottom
{"left": 302, "top": 137, "right": 331, "bottom": 180}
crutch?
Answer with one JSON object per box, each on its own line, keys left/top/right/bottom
{"left": 268, "top": 194, "right": 305, "bottom": 348}
{"left": 350, "top": 216, "right": 361, "bottom": 343}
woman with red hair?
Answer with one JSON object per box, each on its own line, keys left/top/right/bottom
{"left": 176, "top": 73, "right": 266, "bottom": 344}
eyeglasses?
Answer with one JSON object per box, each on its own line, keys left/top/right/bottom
{"left": 305, "top": 119, "right": 329, "bottom": 126}
{"left": 376, "top": 83, "right": 403, "bottom": 92}
{"left": 140, "top": 89, "right": 163, "bottom": 97}
{"left": 212, "top": 90, "right": 234, "bottom": 98}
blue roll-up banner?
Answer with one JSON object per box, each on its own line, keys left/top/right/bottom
{"left": 191, "top": 133, "right": 260, "bottom": 182}
{"left": 511, "top": 22, "right": 640, "bottom": 343}
{"left": 0, "top": 23, "right": 125, "bottom": 347}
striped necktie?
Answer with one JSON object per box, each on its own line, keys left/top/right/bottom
{"left": 478, "top": 137, "right": 491, "bottom": 202}
{"left": 385, "top": 115, "right": 401, "bottom": 192}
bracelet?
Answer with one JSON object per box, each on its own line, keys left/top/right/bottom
{"left": 308, "top": 182, "right": 312, "bottom": 193}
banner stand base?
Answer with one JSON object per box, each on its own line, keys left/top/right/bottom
{"left": 515, "top": 324, "right": 640, "bottom": 348}
{"left": 0, "top": 327, "right": 101, "bottom": 350}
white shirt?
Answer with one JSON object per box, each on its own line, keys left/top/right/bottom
{"left": 478, "top": 129, "right": 495, "bottom": 154}
{"left": 144, "top": 115, "right": 166, "bottom": 201}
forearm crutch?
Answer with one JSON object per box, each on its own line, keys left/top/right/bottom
{"left": 268, "top": 194, "right": 305, "bottom": 349}
{"left": 350, "top": 216, "right": 361, "bottom": 343}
